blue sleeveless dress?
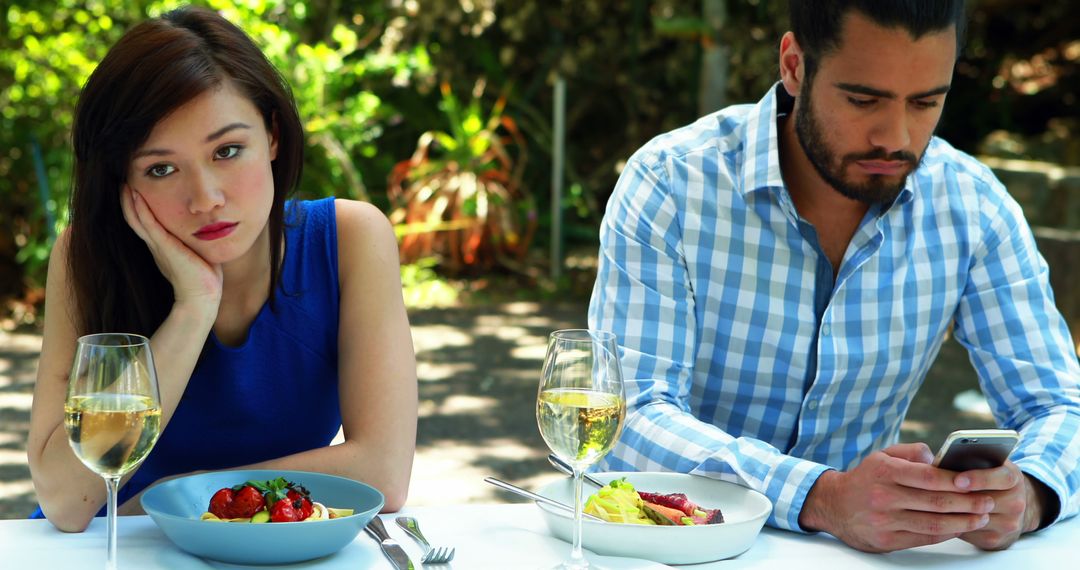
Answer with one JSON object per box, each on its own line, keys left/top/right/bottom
{"left": 32, "top": 198, "right": 343, "bottom": 518}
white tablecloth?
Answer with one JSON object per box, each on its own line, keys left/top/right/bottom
{"left": 1, "top": 504, "right": 1072, "bottom": 569}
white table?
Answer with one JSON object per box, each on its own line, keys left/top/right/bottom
{"left": 1, "top": 504, "right": 1074, "bottom": 569}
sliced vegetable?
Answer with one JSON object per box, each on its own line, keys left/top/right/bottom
{"left": 640, "top": 501, "right": 686, "bottom": 525}
{"left": 639, "top": 490, "right": 724, "bottom": 524}
{"left": 584, "top": 477, "right": 725, "bottom": 526}
{"left": 327, "top": 507, "right": 355, "bottom": 519}
{"left": 584, "top": 478, "right": 654, "bottom": 525}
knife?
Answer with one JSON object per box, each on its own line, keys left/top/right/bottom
{"left": 365, "top": 517, "right": 416, "bottom": 570}
{"left": 483, "top": 476, "right": 604, "bottom": 521}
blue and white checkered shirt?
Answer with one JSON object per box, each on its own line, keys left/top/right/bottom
{"left": 588, "top": 84, "right": 1080, "bottom": 532}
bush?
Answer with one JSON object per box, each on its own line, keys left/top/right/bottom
{"left": 0, "top": 0, "right": 434, "bottom": 301}
{"left": 3, "top": 0, "right": 1076, "bottom": 313}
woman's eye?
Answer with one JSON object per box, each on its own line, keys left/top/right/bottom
{"left": 146, "top": 164, "right": 175, "bottom": 178}
{"left": 214, "top": 145, "right": 242, "bottom": 160}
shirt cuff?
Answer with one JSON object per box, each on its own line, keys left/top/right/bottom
{"left": 769, "top": 461, "right": 833, "bottom": 532}
{"left": 1015, "top": 459, "right": 1065, "bottom": 530}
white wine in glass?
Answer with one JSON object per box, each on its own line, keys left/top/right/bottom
{"left": 65, "top": 333, "right": 162, "bottom": 570}
{"left": 537, "top": 329, "right": 625, "bottom": 570}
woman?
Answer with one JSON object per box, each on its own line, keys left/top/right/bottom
{"left": 27, "top": 6, "right": 417, "bottom": 532}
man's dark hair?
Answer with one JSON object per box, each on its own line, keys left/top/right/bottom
{"left": 789, "top": 1, "right": 967, "bottom": 81}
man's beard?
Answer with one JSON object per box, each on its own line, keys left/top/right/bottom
{"left": 793, "top": 81, "right": 925, "bottom": 206}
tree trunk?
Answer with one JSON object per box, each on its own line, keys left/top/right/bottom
{"left": 698, "top": 0, "right": 729, "bottom": 116}
{"left": 300, "top": 0, "right": 342, "bottom": 44}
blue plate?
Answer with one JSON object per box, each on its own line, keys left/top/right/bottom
{"left": 141, "top": 469, "right": 384, "bottom": 565}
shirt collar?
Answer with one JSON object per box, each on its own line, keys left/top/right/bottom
{"left": 739, "top": 83, "right": 790, "bottom": 198}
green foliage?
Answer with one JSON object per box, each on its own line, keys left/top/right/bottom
{"left": 0, "top": 0, "right": 131, "bottom": 295}
{"left": 0, "top": 0, "right": 434, "bottom": 293}
{"left": 389, "top": 80, "right": 535, "bottom": 273}
{"left": 380, "top": 0, "right": 790, "bottom": 246}
{"left": 2, "top": 0, "right": 1076, "bottom": 308}
{"left": 936, "top": 0, "right": 1079, "bottom": 162}
{"left": 205, "top": 0, "right": 434, "bottom": 202}
{"left": 400, "top": 258, "right": 458, "bottom": 309}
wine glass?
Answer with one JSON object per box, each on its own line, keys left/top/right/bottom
{"left": 64, "top": 333, "right": 162, "bottom": 570}
{"left": 536, "top": 329, "right": 625, "bottom": 569}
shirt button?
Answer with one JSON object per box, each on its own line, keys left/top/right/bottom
{"left": 821, "top": 324, "right": 831, "bottom": 336}
{"left": 807, "top": 399, "right": 818, "bottom": 410}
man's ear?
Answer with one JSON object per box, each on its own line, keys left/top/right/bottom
{"left": 268, "top": 113, "right": 280, "bottom": 161}
{"left": 779, "top": 31, "right": 805, "bottom": 98}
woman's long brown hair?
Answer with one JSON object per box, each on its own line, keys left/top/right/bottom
{"left": 67, "top": 6, "right": 304, "bottom": 336}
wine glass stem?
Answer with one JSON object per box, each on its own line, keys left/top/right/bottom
{"left": 569, "top": 468, "right": 588, "bottom": 568}
{"left": 105, "top": 475, "right": 120, "bottom": 570}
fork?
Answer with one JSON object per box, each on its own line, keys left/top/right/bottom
{"left": 395, "top": 516, "right": 456, "bottom": 564}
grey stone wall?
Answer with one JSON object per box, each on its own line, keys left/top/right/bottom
{"left": 984, "top": 157, "right": 1080, "bottom": 229}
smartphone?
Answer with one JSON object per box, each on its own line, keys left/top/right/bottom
{"left": 933, "top": 429, "right": 1019, "bottom": 471}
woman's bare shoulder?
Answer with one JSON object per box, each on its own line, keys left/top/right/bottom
{"left": 334, "top": 198, "right": 392, "bottom": 234}
{"left": 332, "top": 198, "right": 400, "bottom": 278}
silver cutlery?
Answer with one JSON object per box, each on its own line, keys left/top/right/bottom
{"left": 483, "top": 476, "right": 604, "bottom": 521}
{"left": 364, "top": 517, "right": 416, "bottom": 570}
{"left": 395, "top": 516, "right": 456, "bottom": 564}
{"left": 547, "top": 453, "right": 606, "bottom": 488}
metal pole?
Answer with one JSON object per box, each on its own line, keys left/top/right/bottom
{"left": 551, "top": 75, "right": 566, "bottom": 281}
{"left": 698, "top": 0, "right": 729, "bottom": 116}
{"left": 30, "top": 135, "right": 56, "bottom": 240}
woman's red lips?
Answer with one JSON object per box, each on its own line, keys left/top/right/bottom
{"left": 193, "top": 222, "right": 238, "bottom": 241}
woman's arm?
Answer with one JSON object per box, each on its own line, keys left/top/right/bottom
{"left": 180, "top": 200, "right": 417, "bottom": 510}
{"left": 329, "top": 199, "right": 417, "bottom": 509}
{"left": 28, "top": 189, "right": 222, "bottom": 531}
{"left": 27, "top": 229, "right": 105, "bottom": 531}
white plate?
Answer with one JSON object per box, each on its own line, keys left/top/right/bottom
{"left": 536, "top": 471, "right": 772, "bottom": 565}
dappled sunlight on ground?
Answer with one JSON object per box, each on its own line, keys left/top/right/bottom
{"left": 0, "top": 329, "right": 39, "bottom": 518}
{"left": 409, "top": 437, "right": 563, "bottom": 506}
{"left": 406, "top": 302, "right": 586, "bottom": 507}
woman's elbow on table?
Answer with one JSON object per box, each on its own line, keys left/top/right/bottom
{"left": 37, "top": 497, "right": 96, "bottom": 533}
{"left": 29, "top": 453, "right": 100, "bottom": 531}
{"left": 379, "top": 477, "right": 410, "bottom": 512}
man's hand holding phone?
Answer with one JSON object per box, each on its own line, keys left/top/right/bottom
{"left": 800, "top": 429, "right": 1047, "bottom": 553}
{"left": 800, "top": 442, "right": 995, "bottom": 552}
{"left": 931, "top": 429, "right": 1049, "bottom": 550}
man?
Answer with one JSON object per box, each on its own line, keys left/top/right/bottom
{"left": 588, "top": 0, "right": 1080, "bottom": 553}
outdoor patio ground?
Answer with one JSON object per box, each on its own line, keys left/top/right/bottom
{"left": 0, "top": 300, "right": 993, "bottom": 519}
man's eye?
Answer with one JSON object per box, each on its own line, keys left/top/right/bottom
{"left": 912, "top": 99, "right": 939, "bottom": 110}
{"left": 215, "top": 145, "right": 242, "bottom": 160}
{"left": 847, "top": 97, "right": 875, "bottom": 108}
{"left": 146, "top": 164, "right": 175, "bottom": 178}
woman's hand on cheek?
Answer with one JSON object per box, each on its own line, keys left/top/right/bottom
{"left": 121, "top": 185, "right": 223, "bottom": 310}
